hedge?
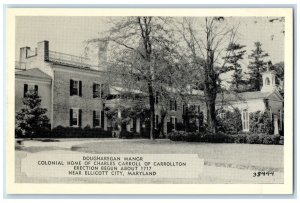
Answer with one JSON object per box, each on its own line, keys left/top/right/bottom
{"left": 15, "top": 125, "right": 112, "bottom": 138}
{"left": 168, "top": 131, "right": 282, "bottom": 145}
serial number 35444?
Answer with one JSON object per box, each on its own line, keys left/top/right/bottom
{"left": 253, "top": 171, "right": 275, "bottom": 177}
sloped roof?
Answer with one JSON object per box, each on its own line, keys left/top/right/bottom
{"left": 189, "top": 89, "right": 281, "bottom": 102}
{"left": 109, "top": 86, "right": 144, "bottom": 95}
{"left": 215, "top": 91, "right": 283, "bottom": 102}
{"left": 15, "top": 68, "right": 52, "bottom": 80}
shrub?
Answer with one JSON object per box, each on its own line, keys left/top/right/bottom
{"left": 246, "top": 134, "right": 261, "bottom": 144}
{"left": 216, "top": 108, "right": 242, "bottom": 134}
{"left": 249, "top": 111, "right": 274, "bottom": 135}
{"left": 279, "top": 136, "right": 284, "bottom": 145}
{"left": 185, "top": 132, "right": 203, "bottom": 142}
{"left": 205, "top": 132, "right": 234, "bottom": 143}
{"left": 16, "top": 90, "right": 51, "bottom": 138}
{"left": 168, "top": 131, "right": 280, "bottom": 145}
{"left": 261, "top": 134, "right": 281, "bottom": 145}
{"left": 84, "top": 125, "right": 91, "bottom": 130}
{"left": 232, "top": 134, "right": 248, "bottom": 143}
{"left": 168, "top": 131, "right": 187, "bottom": 141}
{"left": 38, "top": 126, "right": 113, "bottom": 138}
{"left": 168, "top": 131, "right": 233, "bottom": 143}
{"left": 119, "top": 130, "right": 139, "bottom": 139}
{"left": 176, "top": 122, "right": 185, "bottom": 131}
{"left": 15, "top": 128, "right": 23, "bottom": 138}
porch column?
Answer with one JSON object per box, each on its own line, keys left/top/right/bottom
{"left": 274, "top": 114, "right": 279, "bottom": 135}
{"left": 126, "top": 121, "right": 131, "bottom": 131}
{"left": 104, "top": 115, "right": 107, "bottom": 131}
{"left": 136, "top": 118, "right": 140, "bottom": 133}
{"left": 118, "top": 108, "right": 121, "bottom": 131}
{"left": 279, "top": 110, "right": 283, "bottom": 130}
{"left": 163, "top": 117, "right": 168, "bottom": 136}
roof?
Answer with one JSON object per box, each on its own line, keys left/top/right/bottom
{"left": 216, "top": 91, "right": 273, "bottom": 102}
{"left": 188, "top": 89, "right": 281, "bottom": 102}
{"left": 15, "top": 68, "right": 52, "bottom": 80}
{"left": 109, "top": 86, "right": 144, "bottom": 95}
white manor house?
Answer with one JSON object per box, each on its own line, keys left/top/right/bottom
{"left": 15, "top": 41, "right": 284, "bottom": 135}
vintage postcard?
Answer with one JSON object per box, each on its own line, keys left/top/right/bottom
{"left": 6, "top": 7, "right": 294, "bottom": 194}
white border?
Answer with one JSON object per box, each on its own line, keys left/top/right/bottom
{"left": 5, "top": 7, "right": 294, "bottom": 195}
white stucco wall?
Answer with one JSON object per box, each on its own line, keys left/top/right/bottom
{"left": 217, "top": 99, "right": 266, "bottom": 113}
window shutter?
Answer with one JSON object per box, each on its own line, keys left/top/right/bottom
{"left": 93, "top": 83, "right": 96, "bottom": 98}
{"left": 79, "top": 81, "right": 82, "bottom": 97}
{"left": 175, "top": 118, "right": 177, "bottom": 130}
{"left": 70, "top": 79, "right": 73, "bottom": 96}
{"left": 34, "top": 85, "right": 38, "bottom": 94}
{"left": 93, "top": 111, "right": 96, "bottom": 127}
{"left": 170, "top": 100, "right": 172, "bottom": 110}
{"left": 23, "top": 84, "right": 28, "bottom": 97}
{"left": 70, "top": 109, "right": 73, "bottom": 126}
{"left": 101, "top": 110, "right": 105, "bottom": 128}
{"left": 100, "top": 84, "right": 104, "bottom": 98}
{"left": 175, "top": 100, "right": 177, "bottom": 111}
{"left": 79, "top": 109, "right": 82, "bottom": 127}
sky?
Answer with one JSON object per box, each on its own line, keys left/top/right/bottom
{"left": 15, "top": 16, "right": 285, "bottom": 81}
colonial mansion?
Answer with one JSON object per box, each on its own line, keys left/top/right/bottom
{"left": 15, "top": 41, "right": 284, "bottom": 136}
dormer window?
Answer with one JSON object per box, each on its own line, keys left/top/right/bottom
{"left": 265, "top": 77, "right": 270, "bottom": 86}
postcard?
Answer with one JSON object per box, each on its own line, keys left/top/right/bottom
{"left": 6, "top": 7, "right": 294, "bottom": 194}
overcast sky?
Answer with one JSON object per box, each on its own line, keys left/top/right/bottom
{"left": 15, "top": 16, "right": 284, "bottom": 77}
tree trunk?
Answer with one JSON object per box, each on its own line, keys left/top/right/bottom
{"left": 148, "top": 82, "right": 155, "bottom": 140}
{"left": 206, "top": 98, "right": 216, "bottom": 133}
{"left": 204, "top": 46, "right": 217, "bottom": 134}
{"left": 159, "top": 111, "right": 166, "bottom": 137}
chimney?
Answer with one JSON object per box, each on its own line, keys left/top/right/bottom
{"left": 37, "top": 40, "right": 49, "bottom": 61}
{"left": 19, "top": 46, "right": 30, "bottom": 62}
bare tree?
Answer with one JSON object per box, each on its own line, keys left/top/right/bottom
{"left": 179, "top": 17, "right": 239, "bottom": 133}
{"left": 88, "top": 17, "right": 182, "bottom": 139}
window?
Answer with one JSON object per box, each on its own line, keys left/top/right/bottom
{"left": 170, "top": 116, "right": 177, "bottom": 130}
{"left": 93, "top": 83, "right": 100, "bottom": 98}
{"left": 70, "top": 79, "right": 82, "bottom": 96}
{"left": 170, "top": 100, "right": 177, "bottom": 111}
{"left": 70, "top": 108, "right": 82, "bottom": 127}
{"left": 265, "top": 77, "right": 270, "bottom": 85}
{"left": 155, "top": 115, "right": 159, "bottom": 129}
{"left": 93, "top": 110, "right": 100, "bottom": 127}
{"left": 23, "top": 84, "right": 38, "bottom": 97}
{"left": 93, "top": 83, "right": 105, "bottom": 98}
{"left": 242, "top": 109, "right": 249, "bottom": 131}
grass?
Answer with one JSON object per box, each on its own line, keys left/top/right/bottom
{"left": 72, "top": 139, "right": 283, "bottom": 171}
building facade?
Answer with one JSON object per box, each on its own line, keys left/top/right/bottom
{"left": 15, "top": 41, "right": 284, "bottom": 136}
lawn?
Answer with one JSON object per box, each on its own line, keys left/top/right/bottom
{"left": 15, "top": 138, "right": 284, "bottom": 183}
{"left": 72, "top": 139, "right": 283, "bottom": 171}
